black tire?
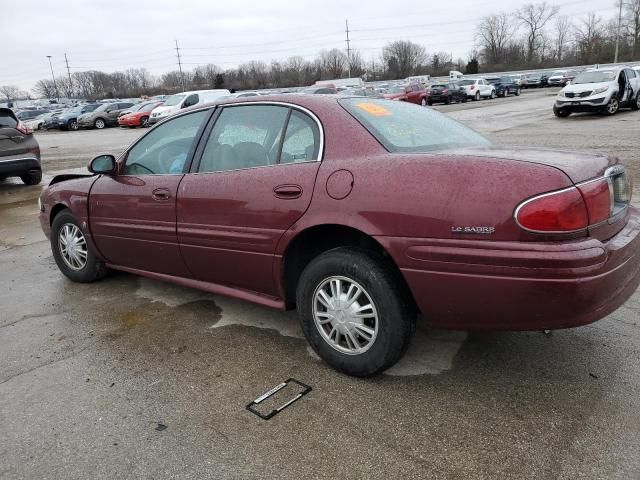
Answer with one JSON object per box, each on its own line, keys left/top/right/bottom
{"left": 426, "top": 100, "right": 433, "bottom": 106}
{"left": 462, "top": 96, "right": 467, "bottom": 103}
{"left": 50, "top": 210, "right": 108, "bottom": 283}
{"left": 474, "top": 92, "right": 480, "bottom": 101}
{"left": 140, "top": 116, "right": 150, "bottom": 127}
{"left": 296, "top": 247, "right": 415, "bottom": 377}
{"left": 490, "top": 90, "right": 496, "bottom": 99}
{"left": 94, "top": 118, "right": 106, "bottom": 129}
{"left": 20, "top": 171, "right": 42, "bottom": 185}
{"left": 68, "top": 119, "right": 79, "bottom": 131}
{"left": 444, "top": 96, "right": 451, "bottom": 105}
{"left": 553, "top": 105, "right": 571, "bottom": 118}
{"left": 515, "top": 88, "right": 521, "bottom": 96}
{"left": 630, "top": 93, "right": 640, "bottom": 111}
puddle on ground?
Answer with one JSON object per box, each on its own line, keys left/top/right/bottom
{"left": 306, "top": 328, "right": 467, "bottom": 376}
{"left": 209, "top": 309, "right": 303, "bottom": 339}
{"left": 134, "top": 277, "right": 213, "bottom": 307}
{"left": 385, "top": 329, "right": 467, "bottom": 376}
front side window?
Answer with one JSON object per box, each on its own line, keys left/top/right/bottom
{"left": 340, "top": 98, "right": 490, "bottom": 153}
{"left": 123, "top": 110, "right": 207, "bottom": 175}
{"left": 198, "top": 105, "right": 288, "bottom": 173}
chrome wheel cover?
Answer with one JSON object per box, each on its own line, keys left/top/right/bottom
{"left": 607, "top": 99, "right": 619, "bottom": 114}
{"left": 58, "top": 223, "right": 88, "bottom": 271}
{"left": 313, "top": 276, "right": 379, "bottom": 355}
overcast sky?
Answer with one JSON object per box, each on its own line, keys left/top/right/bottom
{"left": 1, "top": 0, "right": 616, "bottom": 92}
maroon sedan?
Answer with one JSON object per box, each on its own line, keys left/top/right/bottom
{"left": 38, "top": 96, "right": 640, "bottom": 377}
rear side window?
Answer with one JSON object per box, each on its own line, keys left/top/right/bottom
{"left": 280, "top": 110, "right": 320, "bottom": 163}
{"left": 198, "top": 105, "right": 288, "bottom": 173}
{"left": 340, "top": 98, "right": 490, "bottom": 153}
{"left": 0, "top": 110, "right": 18, "bottom": 128}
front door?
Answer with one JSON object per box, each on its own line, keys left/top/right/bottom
{"left": 178, "top": 104, "right": 322, "bottom": 296}
{"left": 89, "top": 109, "right": 209, "bottom": 276}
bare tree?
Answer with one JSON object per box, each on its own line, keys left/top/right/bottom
{"left": 575, "top": 13, "right": 604, "bottom": 63}
{"left": 476, "top": 13, "right": 517, "bottom": 65}
{"left": 320, "top": 49, "right": 347, "bottom": 78}
{"left": 625, "top": 0, "right": 640, "bottom": 58}
{"left": 348, "top": 50, "right": 365, "bottom": 78}
{"left": 554, "top": 16, "right": 571, "bottom": 61}
{"left": 516, "top": 2, "right": 559, "bottom": 62}
{"left": 0, "top": 85, "right": 24, "bottom": 103}
{"left": 382, "top": 40, "right": 427, "bottom": 78}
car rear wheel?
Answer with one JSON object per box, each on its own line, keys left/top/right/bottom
{"left": 474, "top": 92, "right": 480, "bottom": 101}
{"left": 296, "top": 247, "right": 415, "bottom": 377}
{"left": 630, "top": 93, "right": 640, "bottom": 111}
{"left": 51, "top": 211, "right": 108, "bottom": 283}
{"left": 94, "top": 118, "right": 106, "bottom": 129}
{"left": 141, "top": 116, "right": 150, "bottom": 127}
{"left": 553, "top": 105, "right": 571, "bottom": 118}
{"left": 20, "top": 170, "right": 42, "bottom": 185}
{"left": 605, "top": 97, "right": 619, "bottom": 115}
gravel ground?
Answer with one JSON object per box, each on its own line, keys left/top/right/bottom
{"left": 1, "top": 89, "right": 639, "bottom": 480}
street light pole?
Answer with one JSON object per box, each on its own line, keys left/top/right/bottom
{"left": 46, "top": 55, "right": 59, "bottom": 102}
{"left": 614, "top": 0, "right": 623, "bottom": 63}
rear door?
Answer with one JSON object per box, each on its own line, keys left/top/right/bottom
{"left": 89, "top": 109, "right": 209, "bottom": 276}
{"left": 178, "top": 103, "right": 322, "bottom": 296}
{"left": 0, "top": 109, "right": 30, "bottom": 159}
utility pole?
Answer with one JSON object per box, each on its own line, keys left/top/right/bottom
{"left": 175, "top": 39, "right": 185, "bottom": 91}
{"left": 64, "top": 53, "right": 73, "bottom": 98}
{"left": 46, "top": 55, "right": 59, "bottom": 102}
{"left": 345, "top": 19, "right": 351, "bottom": 78}
{"left": 614, "top": 0, "right": 623, "bottom": 63}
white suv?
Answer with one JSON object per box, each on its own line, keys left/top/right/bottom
{"left": 457, "top": 79, "right": 496, "bottom": 101}
{"left": 554, "top": 67, "right": 640, "bottom": 117}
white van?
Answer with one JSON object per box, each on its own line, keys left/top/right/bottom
{"left": 449, "top": 70, "right": 464, "bottom": 80}
{"left": 149, "top": 89, "right": 230, "bottom": 124}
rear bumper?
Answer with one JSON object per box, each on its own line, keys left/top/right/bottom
{"left": 0, "top": 157, "right": 41, "bottom": 176}
{"left": 118, "top": 118, "right": 138, "bottom": 127}
{"left": 376, "top": 207, "right": 640, "bottom": 330}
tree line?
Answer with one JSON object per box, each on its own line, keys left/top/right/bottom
{"left": 2, "top": 1, "right": 639, "bottom": 102}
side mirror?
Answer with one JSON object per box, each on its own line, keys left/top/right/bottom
{"left": 88, "top": 154, "right": 116, "bottom": 174}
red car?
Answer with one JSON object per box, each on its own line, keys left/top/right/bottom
{"left": 383, "top": 83, "right": 428, "bottom": 105}
{"left": 117, "top": 101, "right": 164, "bottom": 128}
{"left": 38, "top": 96, "right": 640, "bottom": 377}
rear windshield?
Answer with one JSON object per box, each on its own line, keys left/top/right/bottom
{"left": 340, "top": 98, "right": 490, "bottom": 153}
{"left": 0, "top": 110, "right": 18, "bottom": 128}
{"left": 457, "top": 80, "right": 475, "bottom": 86}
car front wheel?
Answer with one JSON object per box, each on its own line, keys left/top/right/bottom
{"left": 515, "top": 88, "right": 521, "bottom": 96}
{"left": 553, "top": 105, "right": 571, "bottom": 118}
{"left": 296, "top": 248, "right": 415, "bottom": 377}
{"left": 68, "top": 119, "right": 79, "bottom": 131}
{"left": 141, "top": 116, "right": 150, "bottom": 127}
{"left": 51, "top": 210, "right": 108, "bottom": 283}
{"left": 490, "top": 90, "right": 496, "bottom": 99}
{"left": 605, "top": 97, "right": 619, "bottom": 115}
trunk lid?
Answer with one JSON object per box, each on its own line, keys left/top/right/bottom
{"left": 447, "top": 146, "right": 615, "bottom": 184}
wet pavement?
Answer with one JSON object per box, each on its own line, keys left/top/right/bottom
{"left": 1, "top": 90, "right": 640, "bottom": 479}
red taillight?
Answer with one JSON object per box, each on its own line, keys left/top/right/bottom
{"left": 16, "top": 121, "right": 32, "bottom": 135}
{"left": 442, "top": 89, "right": 449, "bottom": 94}
{"left": 470, "top": 85, "right": 475, "bottom": 90}
{"left": 577, "top": 179, "right": 611, "bottom": 225}
{"left": 516, "top": 187, "right": 589, "bottom": 233}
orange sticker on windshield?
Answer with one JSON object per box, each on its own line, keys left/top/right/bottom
{"left": 356, "top": 102, "right": 391, "bottom": 117}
